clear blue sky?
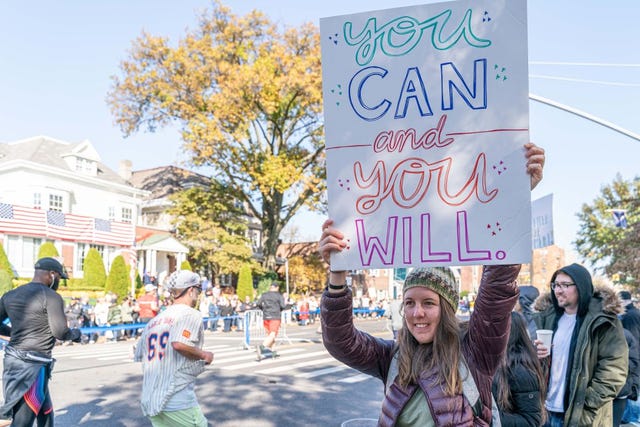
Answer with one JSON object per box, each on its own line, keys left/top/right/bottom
{"left": 1, "top": 1, "right": 639, "bottom": 258}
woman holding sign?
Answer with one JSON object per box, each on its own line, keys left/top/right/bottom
{"left": 318, "top": 143, "right": 544, "bottom": 426}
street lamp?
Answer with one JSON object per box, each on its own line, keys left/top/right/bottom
{"left": 285, "top": 258, "right": 289, "bottom": 296}
{"left": 275, "top": 256, "right": 290, "bottom": 296}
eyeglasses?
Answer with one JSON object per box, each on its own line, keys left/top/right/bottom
{"left": 551, "top": 281, "right": 576, "bottom": 291}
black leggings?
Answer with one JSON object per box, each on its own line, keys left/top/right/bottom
{"left": 11, "top": 396, "right": 53, "bottom": 427}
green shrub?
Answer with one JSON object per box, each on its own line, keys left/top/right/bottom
{"left": 135, "top": 271, "right": 142, "bottom": 291}
{"left": 105, "top": 255, "right": 130, "bottom": 302}
{"left": 83, "top": 248, "right": 107, "bottom": 289}
{"left": 237, "top": 264, "right": 253, "bottom": 301}
{"left": 0, "top": 270, "right": 13, "bottom": 295}
{"left": 0, "top": 244, "right": 15, "bottom": 278}
{"left": 38, "top": 242, "right": 59, "bottom": 258}
{"left": 64, "top": 277, "right": 104, "bottom": 291}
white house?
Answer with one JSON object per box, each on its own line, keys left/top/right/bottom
{"left": 0, "top": 136, "right": 149, "bottom": 278}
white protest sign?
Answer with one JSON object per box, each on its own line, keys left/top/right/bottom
{"left": 320, "top": 0, "right": 530, "bottom": 270}
{"left": 532, "top": 194, "right": 554, "bottom": 249}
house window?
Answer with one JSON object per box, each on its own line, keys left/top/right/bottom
{"left": 76, "top": 243, "right": 87, "bottom": 271}
{"left": 49, "top": 194, "right": 63, "bottom": 211}
{"left": 77, "top": 243, "right": 106, "bottom": 271}
{"left": 33, "top": 193, "right": 41, "bottom": 209}
{"left": 75, "top": 157, "right": 93, "bottom": 173}
{"left": 249, "top": 229, "right": 261, "bottom": 252}
{"left": 108, "top": 206, "right": 115, "bottom": 221}
{"left": 6, "top": 236, "right": 43, "bottom": 272}
{"left": 121, "top": 207, "right": 132, "bottom": 223}
{"left": 92, "top": 244, "right": 105, "bottom": 258}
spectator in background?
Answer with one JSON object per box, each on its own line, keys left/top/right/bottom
{"left": 387, "top": 298, "right": 402, "bottom": 339}
{"left": 235, "top": 296, "right": 254, "bottom": 332}
{"left": 620, "top": 290, "right": 640, "bottom": 425}
{"left": 198, "top": 291, "right": 211, "bottom": 331}
{"left": 65, "top": 297, "right": 84, "bottom": 329}
{"left": 534, "top": 264, "right": 628, "bottom": 426}
{"left": 620, "top": 290, "right": 640, "bottom": 353}
{"left": 492, "top": 311, "right": 546, "bottom": 426}
{"left": 208, "top": 295, "right": 220, "bottom": 332}
{"left": 80, "top": 294, "right": 96, "bottom": 344}
{"left": 138, "top": 284, "right": 159, "bottom": 323}
{"left": 218, "top": 294, "right": 234, "bottom": 333}
{"left": 517, "top": 285, "right": 540, "bottom": 339}
{"left": 201, "top": 276, "right": 211, "bottom": 293}
{"left": 283, "top": 293, "right": 294, "bottom": 325}
{"left": 106, "top": 293, "right": 123, "bottom": 342}
{"left": 353, "top": 296, "right": 363, "bottom": 318}
{"left": 614, "top": 328, "right": 640, "bottom": 426}
{"left": 94, "top": 296, "right": 110, "bottom": 342}
{"left": 230, "top": 294, "right": 240, "bottom": 331}
{"left": 308, "top": 296, "right": 319, "bottom": 325}
{"left": 211, "top": 283, "right": 221, "bottom": 300}
{"left": 298, "top": 297, "right": 310, "bottom": 326}
{"left": 361, "top": 295, "right": 370, "bottom": 317}
{"left": 63, "top": 297, "right": 84, "bottom": 345}
{"left": 121, "top": 296, "right": 135, "bottom": 340}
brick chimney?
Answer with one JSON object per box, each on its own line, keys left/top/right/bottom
{"left": 119, "top": 159, "right": 132, "bottom": 181}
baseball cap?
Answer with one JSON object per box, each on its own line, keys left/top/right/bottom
{"left": 166, "top": 270, "right": 201, "bottom": 291}
{"left": 34, "top": 257, "right": 68, "bottom": 279}
{"left": 144, "top": 284, "right": 157, "bottom": 292}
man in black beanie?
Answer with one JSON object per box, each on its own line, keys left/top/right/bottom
{"left": 534, "top": 263, "right": 627, "bottom": 426}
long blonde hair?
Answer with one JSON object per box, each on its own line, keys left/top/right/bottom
{"left": 396, "top": 300, "right": 461, "bottom": 395}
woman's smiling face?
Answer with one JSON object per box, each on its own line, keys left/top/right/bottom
{"left": 403, "top": 287, "right": 441, "bottom": 344}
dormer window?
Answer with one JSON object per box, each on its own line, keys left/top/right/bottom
{"left": 75, "top": 157, "right": 94, "bottom": 174}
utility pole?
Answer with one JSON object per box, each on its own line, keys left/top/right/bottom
{"left": 529, "top": 94, "right": 640, "bottom": 142}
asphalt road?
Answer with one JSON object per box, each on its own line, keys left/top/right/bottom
{"left": 0, "top": 317, "right": 392, "bottom": 427}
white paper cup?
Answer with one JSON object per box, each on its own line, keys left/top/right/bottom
{"left": 536, "top": 329, "right": 553, "bottom": 349}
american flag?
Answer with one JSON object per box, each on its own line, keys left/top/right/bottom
{"left": 93, "top": 218, "right": 135, "bottom": 246}
{"left": 46, "top": 210, "right": 94, "bottom": 241}
{"left": 0, "top": 203, "right": 46, "bottom": 236}
{"left": 0, "top": 203, "right": 134, "bottom": 247}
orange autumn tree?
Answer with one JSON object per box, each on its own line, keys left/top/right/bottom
{"left": 108, "top": 2, "right": 325, "bottom": 269}
{"left": 287, "top": 255, "right": 327, "bottom": 295}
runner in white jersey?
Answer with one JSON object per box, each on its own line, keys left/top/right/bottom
{"left": 134, "top": 270, "right": 214, "bottom": 427}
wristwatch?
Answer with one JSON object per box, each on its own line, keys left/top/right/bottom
{"left": 328, "top": 283, "right": 348, "bottom": 291}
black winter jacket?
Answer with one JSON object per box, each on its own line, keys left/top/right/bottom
{"left": 492, "top": 363, "right": 543, "bottom": 426}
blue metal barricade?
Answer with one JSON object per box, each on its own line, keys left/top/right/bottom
{"left": 243, "top": 310, "right": 265, "bottom": 349}
{"left": 242, "top": 309, "right": 291, "bottom": 349}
